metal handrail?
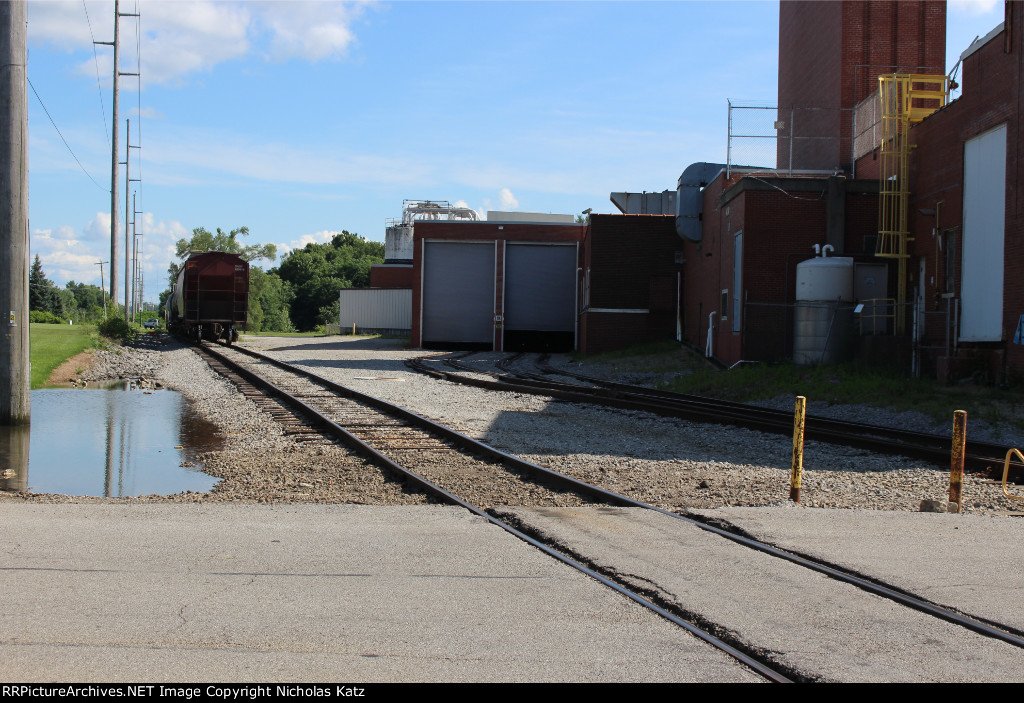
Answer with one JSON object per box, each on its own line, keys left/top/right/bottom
{"left": 1002, "top": 449, "right": 1024, "bottom": 502}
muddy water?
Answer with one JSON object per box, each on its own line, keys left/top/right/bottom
{"left": 0, "top": 386, "right": 223, "bottom": 496}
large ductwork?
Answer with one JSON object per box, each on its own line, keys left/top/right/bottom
{"left": 675, "top": 162, "right": 727, "bottom": 242}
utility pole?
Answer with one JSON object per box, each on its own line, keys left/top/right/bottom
{"left": 100, "top": 0, "right": 120, "bottom": 310}
{"left": 97, "top": 261, "right": 108, "bottom": 319}
{"left": 124, "top": 119, "right": 130, "bottom": 319}
{"left": 132, "top": 193, "right": 143, "bottom": 319}
{"left": 0, "top": 0, "right": 29, "bottom": 425}
{"left": 96, "top": 0, "right": 138, "bottom": 317}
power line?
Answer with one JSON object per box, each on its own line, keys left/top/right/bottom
{"left": 81, "top": 0, "right": 110, "bottom": 148}
{"left": 27, "top": 77, "right": 107, "bottom": 193}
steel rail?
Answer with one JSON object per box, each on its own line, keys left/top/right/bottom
{"left": 406, "top": 353, "right": 1024, "bottom": 648}
{"left": 222, "top": 343, "right": 1024, "bottom": 652}
{"left": 195, "top": 342, "right": 792, "bottom": 682}
{"left": 415, "top": 353, "right": 1016, "bottom": 475}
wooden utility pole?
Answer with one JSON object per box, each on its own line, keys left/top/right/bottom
{"left": 124, "top": 119, "right": 130, "bottom": 318}
{"left": 108, "top": 0, "right": 120, "bottom": 310}
{"left": 0, "top": 0, "right": 29, "bottom": 425}
{"left": 97, "top": 261, "right": 108, "bottom": 319}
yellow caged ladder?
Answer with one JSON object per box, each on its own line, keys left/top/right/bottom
{"left": 876, "top": 74, "right": 949, "bottom": 334}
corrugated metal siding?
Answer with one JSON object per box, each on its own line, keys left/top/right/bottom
{"left": 338, "top": 288, "right": 412, "bottom": 330}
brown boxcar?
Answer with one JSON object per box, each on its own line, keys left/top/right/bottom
{"left": 166, "top": 252, "right": 249, "bottom": 344}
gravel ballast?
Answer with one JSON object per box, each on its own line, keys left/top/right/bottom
{"left": 5, "top": 334, "right": 1021, "bottom": 515}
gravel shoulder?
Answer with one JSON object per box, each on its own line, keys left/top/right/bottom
{"left": 4, "top": 334, "right": 1021, "bottom": 516}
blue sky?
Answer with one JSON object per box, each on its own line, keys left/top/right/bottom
{"left": 25, "top": 0, "right": 1006, "bottom": 303}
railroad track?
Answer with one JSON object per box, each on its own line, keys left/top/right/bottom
{"left": 194, "top": 341, "right": 1024, "bottom": 682}
{"left": 411, "top": 351, "right": 1022, "bottom": 479}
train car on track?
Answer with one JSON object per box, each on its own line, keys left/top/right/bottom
{"left": 166, "top": 251, "right": 248, "bottom": 344}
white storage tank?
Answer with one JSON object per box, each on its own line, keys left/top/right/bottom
{"left": 793, "top": 245, "right": 855, "bottom": 365}
{"left": 384, "top": 225, "right": 413, "bottom": 263}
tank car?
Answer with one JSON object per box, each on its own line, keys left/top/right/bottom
{"left": 166, "top": 252, "right": 249, "bottom": 344}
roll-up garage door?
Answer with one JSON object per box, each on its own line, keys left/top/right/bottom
{"left": 504, "top": 243, "right": 576, "bottom": 351}
{"left": 422, "top": 241, "right": 495, "bottom": 346}
{"left": 960, "top": 124, "right": 1006, "bottom": 343}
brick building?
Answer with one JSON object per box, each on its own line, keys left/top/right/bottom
{"left": 898, "top": 4, "right": 1024, "bottom": 382}
{"left": 410, "top": 217, "right": 585, "bottom": 351}
{"left": 578, "top": 214, "right": 683, "bottom": 355}
{"left": 777, "top": 0, "right": 946, "bottom": 172}
{"left": 681, "top": 171, "right": 880, "bottom": 365}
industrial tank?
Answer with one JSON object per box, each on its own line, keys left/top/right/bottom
{"left": 793, "top": 246, "right": 854, "bottom": 365}
{"left": 384, "top": 224, "right": 413, "bottom": 263}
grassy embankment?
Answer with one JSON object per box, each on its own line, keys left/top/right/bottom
{"left": 577, "top": 340, "right": 1023, "bottom": 433}
{"left": 28, "top": 323, "right": 100, "bottom": 389}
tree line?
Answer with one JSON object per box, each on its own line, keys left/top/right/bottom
{"left": 164, "top": 226, "right": 384, "bottom": 333}
{"left": 29, "top": 255, "right": 113, "bottom": 324}
{"left": 28, "top": 225, "right": 385, "bottom": 333}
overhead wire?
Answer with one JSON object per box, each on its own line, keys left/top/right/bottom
{"left": 28, "top": 77, "right": 107, "bottom": 193}
{"left": 82, "top": 0, "right": 110, "bottom": 148}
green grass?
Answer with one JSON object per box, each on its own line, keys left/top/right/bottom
{"left": 29, "top": 323, "right": 100, "bottom": 389}
{"left": 575, "top": 340, "right": 1024, "bottom": 433}
{"left": 660, "top": 357, "right": 1024, "bottom": 431}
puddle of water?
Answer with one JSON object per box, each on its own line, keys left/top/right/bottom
{"left": 0, "top": 387, "right": 224, "bottom": 497}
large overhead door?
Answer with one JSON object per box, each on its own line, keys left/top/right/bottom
{"left": 422, "top": 241, "right": 494, "bottom": 346}
{"left": 960, "top": 124, "right": 1007, "bottom": 342}
{"left": 504, "top": 243, "right": 576, "bottom": 350}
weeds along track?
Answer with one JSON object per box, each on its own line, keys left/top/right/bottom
{"left": 411, "top": 351, "right": 1022, "bottom": 479}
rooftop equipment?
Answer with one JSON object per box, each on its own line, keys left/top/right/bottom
{"left": 384, "top": 199, "right": 479, "bottom": 263}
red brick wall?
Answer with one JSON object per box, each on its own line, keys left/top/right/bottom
{"left": 369, "top": 264, "right": 413, "bottom": 289}
{"left": 778, "top": 0, "right": 945, "bottom": 171}
{"left": 578, "top": 214, "right": 681, "bottom": 354}
{"left": 907, "top": 5, "right": 1022, "bottom": 380}
{"left": 410, "top": 221, "right": 585, "bottom": 348}
{"left": 683, "top": 173, "right": 880, "bottom": 366}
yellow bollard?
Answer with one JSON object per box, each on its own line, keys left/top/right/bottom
{"left": 949, "top": 410, "right": 966, "bottom": 513}
{"left": 790, "top": 395, "right": 806, "bottom": 503}
{"left": 352, "top": 323, "right": 356, "bottom": 336}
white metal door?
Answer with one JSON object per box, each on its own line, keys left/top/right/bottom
{"left": 960, "top": 124, "right": 1007, "bottom": 342}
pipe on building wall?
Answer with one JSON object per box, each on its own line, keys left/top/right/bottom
{"left": 705, "top": 311, "right": 716, "bottom": 357}
{"left": 676, "top": 162, "right": 728, "bottom": 242}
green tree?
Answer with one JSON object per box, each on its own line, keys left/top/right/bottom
{"left": 274, "top": 231, "right": 383, "bottom": 331}
{"left": 164, "top": 225, "right": 280, "bottom": 333}
{"left": 29, "top": 256, "right": 63, "bottom": 317}
{"left": 167, "top": 226, "right": 277, "bottom": 286}
{"left": 248, "top": 267, "right": 294, "bottom": 333}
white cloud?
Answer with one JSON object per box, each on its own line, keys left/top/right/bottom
{"left": 498, "top": 187, "right": 519, "bottom": 210}
{"left": 276, "top": 229, "right": 337, "bottom": 258}
{"left": 257, "top": 2, "right": 364, "bottom": 62}
{"left": 948, "top": 0, "right": 1001, "bottom": 15}
{"left": 84, "top": 212, "right": 111, "bottom": 242}
{"left": 29, "top": 212, "right": 189, "bottom": 301}
{"left": 29, "top": 0, "right": 370, "bottom": 87}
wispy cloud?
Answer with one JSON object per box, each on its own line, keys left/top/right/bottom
{"left": 146, "top": 127, "right": 435, "bottom": 186}
{"left": 29, "top": 0, "right": 373, "bottom": 87}
{"left": 31, "top": 212, "right": 188, "bottom": 298}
